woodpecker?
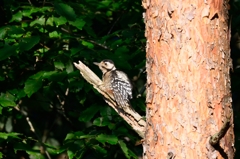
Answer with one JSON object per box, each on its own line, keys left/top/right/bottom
{"left": 94, "top": 59, "right": 133, "bottom": 107}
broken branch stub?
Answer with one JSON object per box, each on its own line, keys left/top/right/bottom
{"left": 73, "top": 61, "right": 146, "bottom": 138}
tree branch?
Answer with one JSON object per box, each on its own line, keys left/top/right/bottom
{"left": 73, "top": 61, "right": 146, "bottom": 138}
{"left": 209, "top": 117, "right": 231, "bottom": 146}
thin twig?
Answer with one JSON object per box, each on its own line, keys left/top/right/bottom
{"left": 107, "top": 17, "right": 121, "bottom": 35}
{"left": 26, "top": 117, "right": 35, "bottom": 132}
{"left": 27, "top": 0, "right": 32, "bottom": 6}
{"left": 56, "top": 88, "right": 73, "bottom": 124}
{"left": 14, "top": 101, "right": 52, "bottom": 159}
{"left": 60, "top": 27, "right": 112, "bottom": 50}
{"left": 39, "top": 43, "right": 50, "bottom": 50}
{"left": 86, "top": 39, "right": 112, "bottom": 50}
{"left": 42, "top": 0, "right": 46, "bottom": 6}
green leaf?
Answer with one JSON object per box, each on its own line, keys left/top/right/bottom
{"left": 0, "top": 27, "right": 8, "bottom": 39}
{"left": 98, "top": 0, "right": 111, "bottom": 9}
{"left": 28, "top": 152, "right": 45, "bottom": 159}
{"left": 22, "top": 7, "right": 51, "bottom": 18}
{"left": 110, "top": 39, "right": 123, "bottom": 48}
{"left": 66, "top": 141, "right": 86, "bottom": 158}
{"left": 118, "top": 140, "right": 130, "bottom": 159}
{"left": 70, "top": 47, "right": 82, "bottom": 56}
{"left": 93, "top": 117, "right": 111, "bottom": 127}
{"left": 82, "top": 40, "right": 94, "bottom": 49}
{"left": 10, "top": 11, "right": 23, "bottom": 22}
{"left": 115, "top": 46, "right": 129, "bottom": 55}
{"left": 0, "top": 76, "right": 4, "bottom": 81}
{"left": 14, "top": 142, "right": 32, "bottom": 151}
{"left": 118, "top": 140, "right": 138, "bottom": 159}
{"left": 66, "top": 60, "right": 74, "bottom": 74}
{"left": 74, "top": 131, "right": 85, "bottom": 138}
{"left": 100, "top": 106, "right": 113, "bottom": 118}
{"left": 8, "top": 89, "right": 26, "bottom": 100}
{"left": 96, "top": 134, "right": 118, "bottom": 145}
{"left": 112, "top": 2, "right": 121, "bottom": 10}
{"left": 128, "top": 149, "right": 138, "bottom": 159}
{"left": 68, "top": 78, "right": 85, "bottom": 92}
{"left": 67, "top": 149, "right": 75, "bottom": 159}
{"left": 46, "top": 17, "right": 54, "bottom": 26}
{"left": 42, "top": 71, "right": 58, "bottom": 79}
{"left": 0, "top": 92, "right": 16, "bottom": 107}
{"left": 69, "top": 18, "right": 86, "bottom": 30}
{"left": 0, "top": 132, "right": 21, "bottom": 140}
{"left": 0, "top": 99, "right": 16, "bottom": 107}
{"left": 24, "top": 79, "right": 42, "bottom": 97}
{"left": 65, "top": 133, "right": 76, "bottom": 140}
{"left": 19, "top": 36, "right": 40, "bottom": 51}
{"left": 53, "top": 16, "right": 67, "bottom": 26}
{"left": 54, "top": 3, "right": 76, "bottom": 21}
{"left": 30, "top": 16, "right": 45, "bottom": 26}
{"left": 78, "top": 135, "right": 95, "bottom": 139}
{"left": 54, "top": 61, "right": 65, "bottom": 70}
{"left": 84, "top": 24, "right": 97, "bottom": 38}
{"left": 0, "top": 132, "right": 8, "bottom": 140}
{"left": 5, "top": 117, "right": 13, "bottom": 132}
{"left": 43, "top": 71, "right": 67, "bottom": 81}
{"left": 49, "top": 31, "right": 60, "bottom": 38}
{"left": 6, "top": 26, "right": 25, "bottom": 35}
{"left": 78, "top": 104, "right": 101, "bottom": 122}
{"left": 45, "top": 144, "right": 65, "bottom": 155}
{"left": 65, "top": 131, "right": 87, "bottom": 140}
{"left": 92, "top": 145, "right": 107, "bottom": 154}
{"left": 22, "top": 9, "right": 34, "bottom": 18}
{"left": 14, "top": 142, "right": 44, "bottom": 158}
{"left": 114, "top": 127, "right": 128, "bottom": 135}
{"left": 30, "top": 71, "right": 45, "bottom": 79}
{"left": 0, "top": 45, "right": 17, "bottom": 61}
{"left": 106, "top": 11, "right": 112, "bottom": 17}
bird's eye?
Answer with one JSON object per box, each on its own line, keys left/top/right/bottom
{"left": 104, "top": 62, "right": 108, "bottom": 65}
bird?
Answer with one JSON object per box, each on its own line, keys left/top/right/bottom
{"left": 93, "top": 59, "right": 133, "bottom": 107}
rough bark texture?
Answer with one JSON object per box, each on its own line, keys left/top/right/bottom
{"left": 142, "top": 0, "right": 235, "bottom": 158}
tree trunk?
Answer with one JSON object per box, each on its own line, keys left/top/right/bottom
{"left": 142, "top": 0, "right": 235, "bottom": 158}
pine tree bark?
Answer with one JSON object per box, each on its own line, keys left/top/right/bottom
{"left": 142, "top": 0, "right": 235, "bottom": 158}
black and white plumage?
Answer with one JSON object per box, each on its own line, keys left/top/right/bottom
{"left": 94, "top": 59, "right": 132, "bottom": 107}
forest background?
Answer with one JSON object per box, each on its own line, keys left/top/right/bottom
{"left": 0, "top": 0, "right": 240, "bottom": 158}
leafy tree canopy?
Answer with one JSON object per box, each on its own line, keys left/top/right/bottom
{"left": 0, "top": 0, "right": 146, "bottom": 158}
{"left": 2, "top": 0, "right": 240, "bottom": 158}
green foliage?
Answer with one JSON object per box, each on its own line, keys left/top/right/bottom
{"left": 54, "top": 3, "right": 77, "bottom": 21}
{"left": 0, "top": 0, "right": 145, "bottom": 158}
{"left": 1, "top": 0, "right": 240, "bottom": 158}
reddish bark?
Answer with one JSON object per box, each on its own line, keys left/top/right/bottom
{"left": 143, "top": 0, "right": 235, "bottom": 158}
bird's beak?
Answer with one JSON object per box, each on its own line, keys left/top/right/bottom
{"left": 93, "top": 62, "right": 100, "bottom": 66}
